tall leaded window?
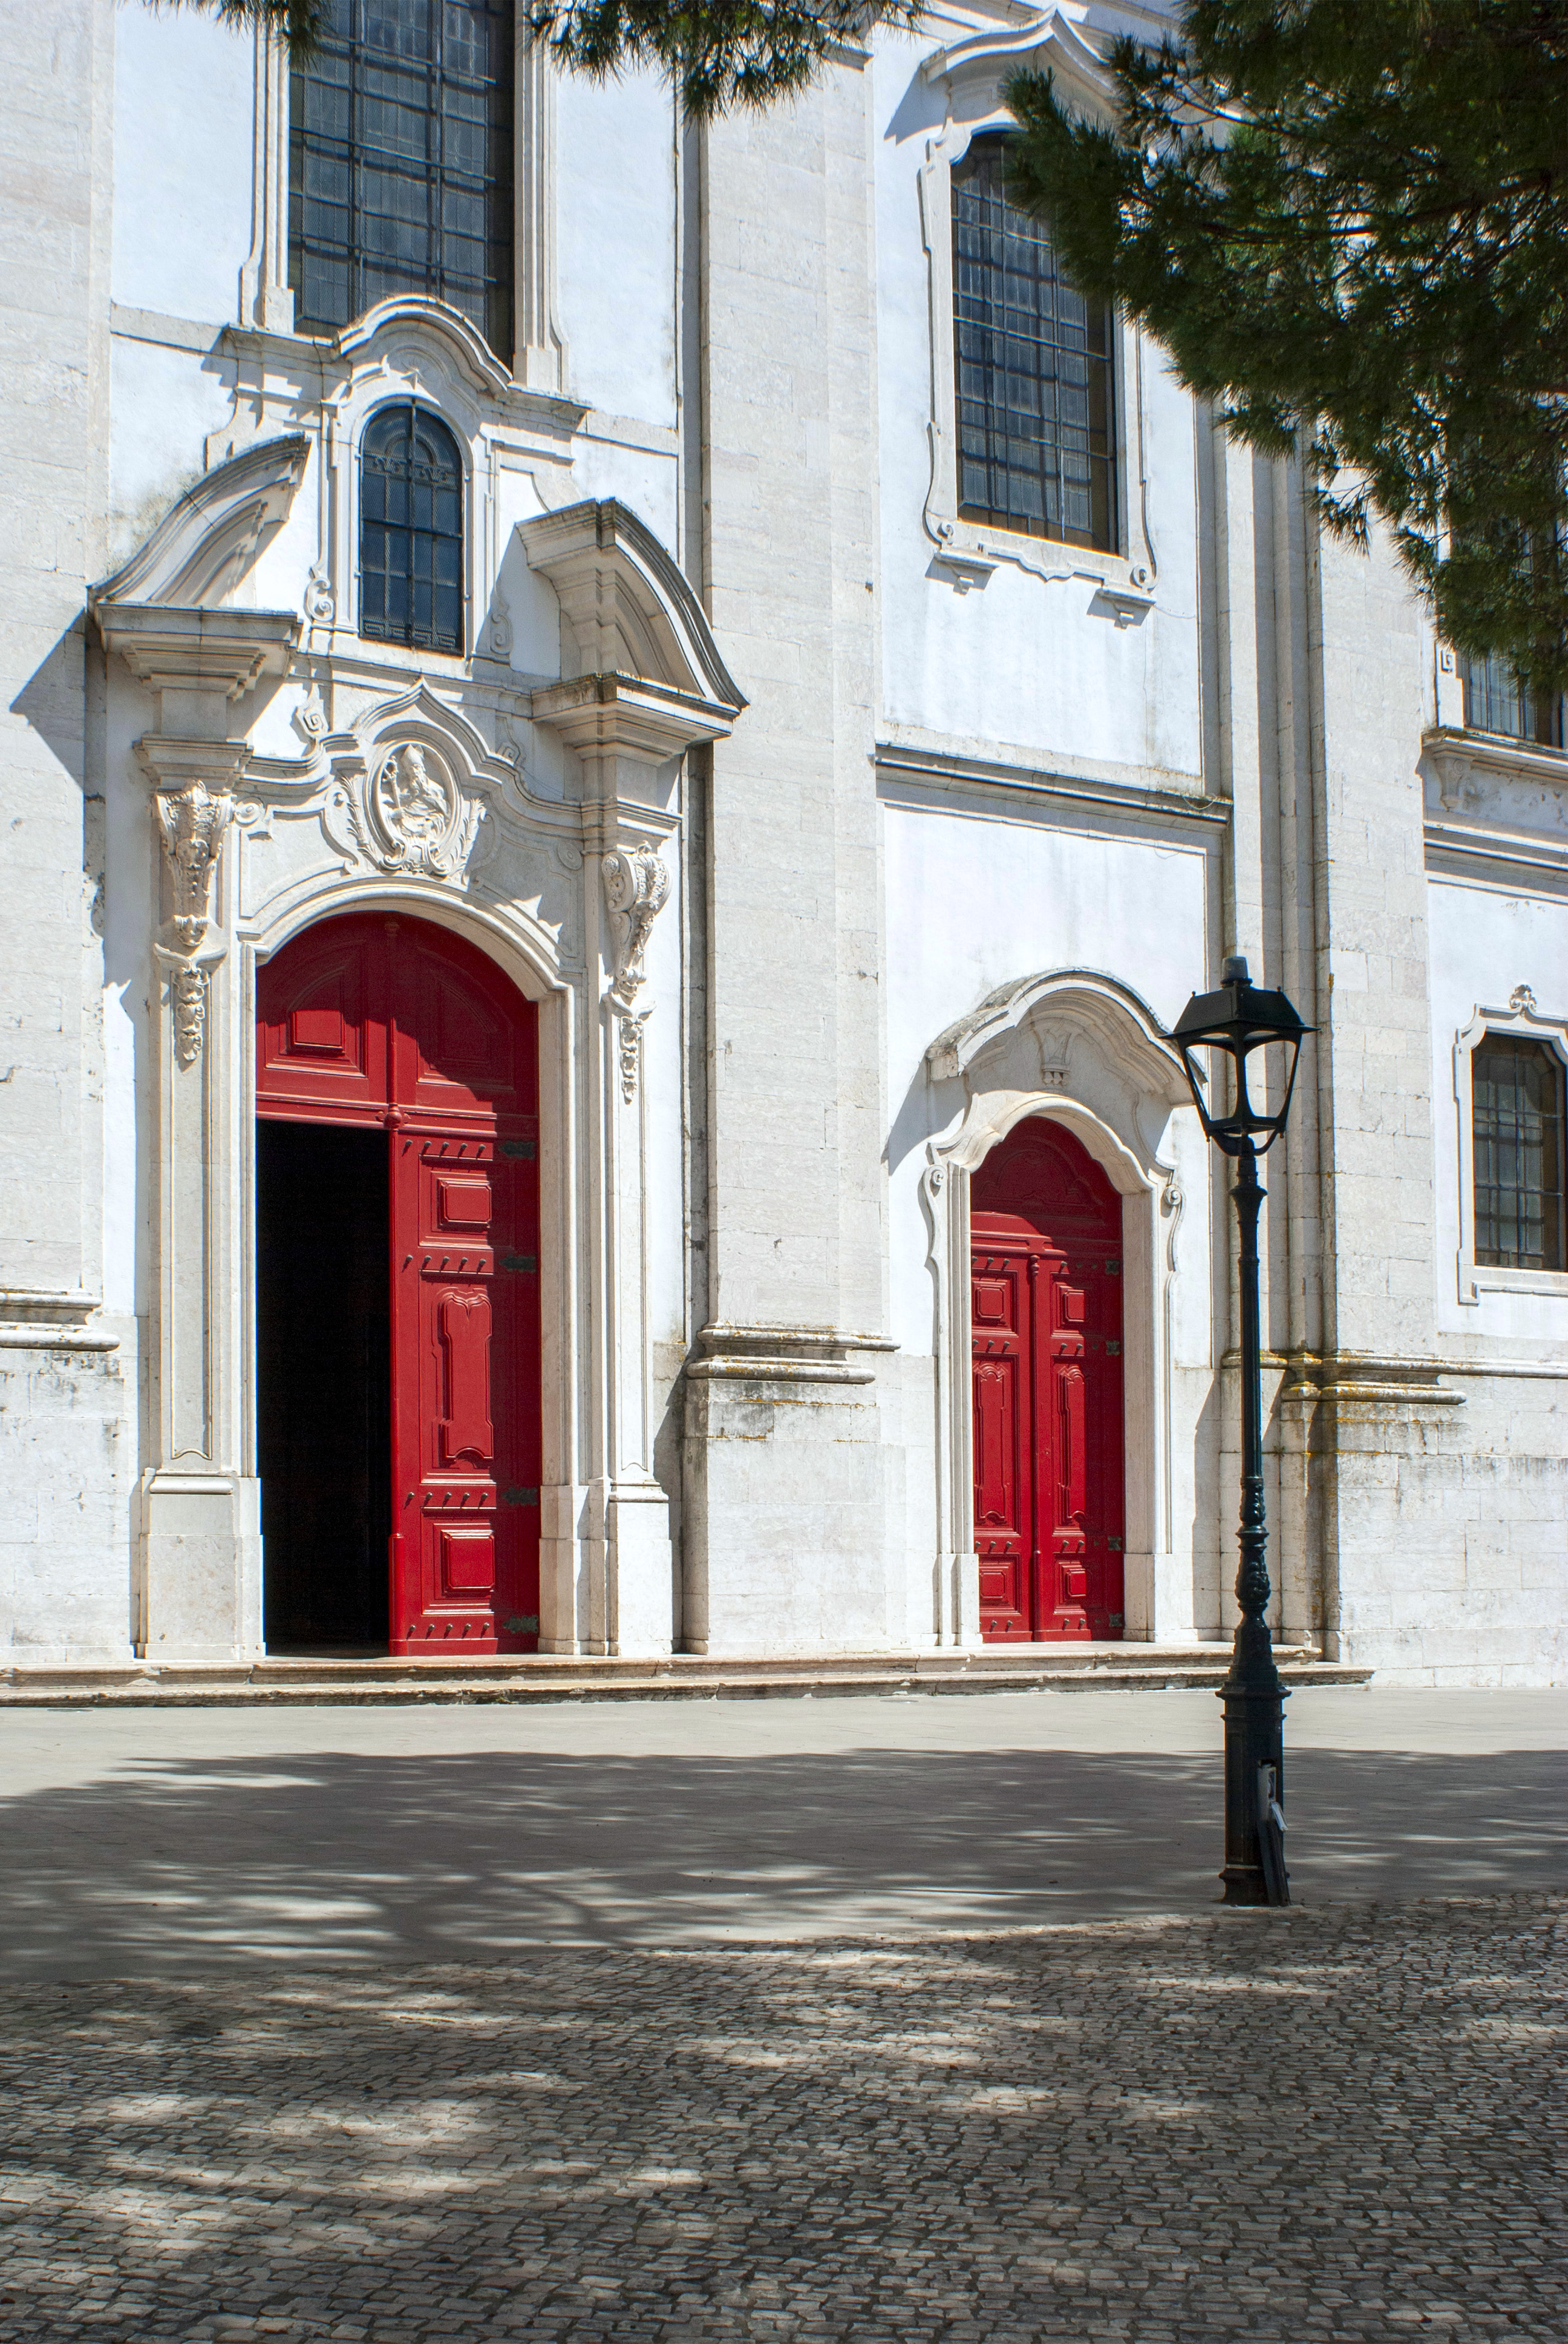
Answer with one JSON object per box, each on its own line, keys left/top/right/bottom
{"left": 360, "top": 404, "right": 464, "bottom": 652}
{"left": 952, "top": 134, "right": 1117, "bottom": 553}
{"left": 1462, "top": 652, "right": 1564, "bottom": 748}
{"left": 289, "top": 0, "right": 514, "bottom": 359}
{"left": 1472, "top": 1033, "right": 1566, "bottom": 1270}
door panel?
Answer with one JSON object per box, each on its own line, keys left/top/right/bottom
{"left": 970, "top": 1251, "right": 1033, "bottom": 1640}
{"left": 255, "top": 931, "right": 388, "bottom": 1122}
{"left": 257, "top": 912, "right": 541, "bottom": 1657}
{"left": 971, "top": 1118, "right": 1125, "bottom": 1643}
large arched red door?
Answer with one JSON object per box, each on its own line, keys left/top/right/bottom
{"left": 255, "top": 913, "right": 541, "bottom": 1656}
{"left": 970, "top": 1117, "right": 1125, "bottom": 1642}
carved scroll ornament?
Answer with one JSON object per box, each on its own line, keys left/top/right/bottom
{"left": 601, "top": 845, "right": 670, "bottom": 1101}
{"left": 156, "top": 782, "right": 234, "bottom": 1068}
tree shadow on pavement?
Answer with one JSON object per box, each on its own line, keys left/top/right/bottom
{"left": 0, "top": 1896, "right": 1561, "bottom": 2343}
{"left": 1, "top": 1743, "right": 1563, "bottom": 1978}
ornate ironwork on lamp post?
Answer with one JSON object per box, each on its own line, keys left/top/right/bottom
{"left": 1171, "top": 957, "right": 1313, "bottom": 1907}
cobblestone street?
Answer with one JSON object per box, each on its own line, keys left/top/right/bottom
{"left": 2, "top": 1891, "right": 1563, "bottom": 2343}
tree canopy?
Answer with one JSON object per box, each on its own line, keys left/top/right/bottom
{"left": 178, "top": 1, "right": 924, "bottom": 120}
{"left": 1005, "top": 1, "right": 1568, "bottom": 694}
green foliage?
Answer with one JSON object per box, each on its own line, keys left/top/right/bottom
{"left": 171, "top": 1, "right": 928, "bottom": 116}
{"left": 1005, "top": 1, "right": 1568, "bottom": 693}
{"left": 162, "top": 0, "right": 327, "bottom": 56}
{"left": 528, "top": 2, "right": 924, "bottom": 118}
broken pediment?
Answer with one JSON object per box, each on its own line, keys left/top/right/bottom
{"left": 93, "top": 435, "right": 310, "bottom": 612}
{"left": 520, "top": 500, "right": 745, "bottom": 712}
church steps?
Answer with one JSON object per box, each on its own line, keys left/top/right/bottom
{"left": 0, "top": 1646, "right": 1371, "bottom": 1706}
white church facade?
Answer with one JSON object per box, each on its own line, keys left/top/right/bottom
{"left": 2, "top": 0, "right": 1564, "bottom": 1689}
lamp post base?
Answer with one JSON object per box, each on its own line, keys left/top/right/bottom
{"left": 1218, "top": 1617, "right": 1290, "bottom": 1906}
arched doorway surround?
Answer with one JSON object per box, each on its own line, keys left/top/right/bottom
{"left": 99, "top": 465, "right": 746, "bottom": 1666}
{"left": 971, "top": 1117, "right": 1125, "bottom": 1642}
{"left": 921, "top": 970, "right": 1205, "bottom": 1649}
{"left": 255, "top": 912, "right": 541, "bottom": 1655}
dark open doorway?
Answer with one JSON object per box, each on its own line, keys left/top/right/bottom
{"left": 256, "top": 1121, "right": 391, "bottom": 1654}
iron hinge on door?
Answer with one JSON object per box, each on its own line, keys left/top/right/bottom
{"left": 501, "top": 1485, "right": 540, "bottom": 1507}
{"left": 500, "top": 1139, "right": 537, "bottom": 1159}
{"left": 501, "top": 1252, "right": 538, "bottom": 1274}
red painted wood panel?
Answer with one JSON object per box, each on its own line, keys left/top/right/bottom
{"left": 256, "top": 914, "right": 541, "bottom": 1655}
{"left": 971, "top": 1118, "right": 1125, "bottom": 1643}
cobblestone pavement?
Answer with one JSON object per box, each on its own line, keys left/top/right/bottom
{"left": 1, "top": 1893, "right": 1561, "bottom": 2343}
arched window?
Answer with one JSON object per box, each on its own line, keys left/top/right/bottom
{"left": 1472, "top": 1033, "right": 1566, "bottom": 1269}
{"left": 951, "top": 133, "right": 1117, "bottom": 553}
{"left": 359, "top": 405, "right": 463, "bottom": 654}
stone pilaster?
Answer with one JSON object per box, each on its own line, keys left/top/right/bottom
{"left": 685, "top": 61, "right": 899, "bottom": 1654}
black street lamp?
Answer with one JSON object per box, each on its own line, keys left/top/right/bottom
{"left": 1170, "top": 955, "right": 1313, "bottom": 1907}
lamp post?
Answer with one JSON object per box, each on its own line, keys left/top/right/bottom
{"left": 1170, "top": 956, "right": 1313, "bottom": 1907}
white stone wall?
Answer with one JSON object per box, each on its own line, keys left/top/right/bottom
{"left": 0, "top": 0, "right": 1561, "bottom": 1680}
{"left": 0, "top": 0, "right": 136, "bottom": 1666}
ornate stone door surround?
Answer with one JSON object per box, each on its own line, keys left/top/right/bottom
{"left": 920, "top": 971, "right": 1199, "bottom": 1646}
{"left": 93, "top": 454, "right": 744, "bottom": 1666}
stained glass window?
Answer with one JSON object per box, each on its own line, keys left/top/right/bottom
{"left": 360, "top": 404, "right": 464, "bottom": 653}
{"left": 1472, "top": 1033, "right": 1566, "bottom": 1270}
{"left": 951, "top": 134, "right": 1117, "bottom": 552}
{"left": 289, "top": 0, "right": 514, "bottom": 360}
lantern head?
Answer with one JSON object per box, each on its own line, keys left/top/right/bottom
{"left": 1170, "top": 957, "right": 1312, "bottom": 1156}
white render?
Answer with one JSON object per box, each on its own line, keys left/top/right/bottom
{"left": 0, "top": 0, "right": 1562, "bottom": 1688}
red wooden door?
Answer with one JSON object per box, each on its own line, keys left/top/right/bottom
{"left": 256, "top": 913, "right": 541, "bottom": 1655}
{"left": 971, "top": 1118, "right": 1125, "bottom": 1643}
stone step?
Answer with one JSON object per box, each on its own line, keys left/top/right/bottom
{"left": 0, "top": 1646, "right": 1371, "bottom": 1707}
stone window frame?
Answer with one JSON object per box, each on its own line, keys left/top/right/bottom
{"left": 357, "top": 398, "right": 469, "bottom": 657}
{"left": 238, "top": 10, "right": 567, "bottom": 391}
{"left": 916, "top": 22, "right": 1157, "bottom": 618}
{"left": 1453, "top": 993, "right": 1568, "bottom": 1303}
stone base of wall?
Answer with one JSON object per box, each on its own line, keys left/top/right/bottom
{"left": 0, "top": 1332, "right": 135, "bottom": 1666}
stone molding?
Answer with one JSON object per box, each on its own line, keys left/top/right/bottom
{"left": 1423, "top": 722, "right": 1568, "bottom": 813}
{"left": 93, "top": 436, "right": 309, "bottom": 610}
{"left": 521, "top": 498, "right": 747, "bottom": 713}
{"left": 915, "top": 11, "right": 1157, "bottom": 613}
{"left": 920, "top": 967, "right": 1200, "bottom": 1649}
{"left": 687, "top": 1324, "right": 898, "bottom": 1387}
{"left": 1451, "top": 994, "right": 1568, "bottom": 1306}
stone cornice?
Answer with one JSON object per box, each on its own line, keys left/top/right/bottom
{"left": 687, "top": 1324, "right": 898, "bottom": 1387}
{"left": 95, "top": 607, "right": 298, "bottom": 706}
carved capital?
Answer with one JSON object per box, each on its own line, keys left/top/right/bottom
{"left": 601, "top": 845, "right": 669, "bottom": 1102}
{"left": 155, "top": 782, "right": 234, "bottom": 1066}
{"left": 602, "top": 845, "right": 669, "bottom": 1009}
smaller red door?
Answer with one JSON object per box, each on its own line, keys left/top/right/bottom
{"left": 971, "top": 1118, "right": 1125, "bottom": 1642}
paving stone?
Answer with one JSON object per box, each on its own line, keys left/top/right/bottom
{"left": 0, "top": 1894, "right": 1561, "bottom": 2340}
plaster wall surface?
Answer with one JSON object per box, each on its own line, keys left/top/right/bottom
{"left": 0, "top": 0, "right": 1563, "bottom": 1683}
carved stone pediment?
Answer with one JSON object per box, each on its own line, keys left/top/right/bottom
{"left": 521, "top": 499, "right": 746, "bottom": 720}
{"left": 927, "top": 968, "right": 1191, "bottom": 1110}
{"left": 92, "top": 435, "right": 309, "bottom": 610}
